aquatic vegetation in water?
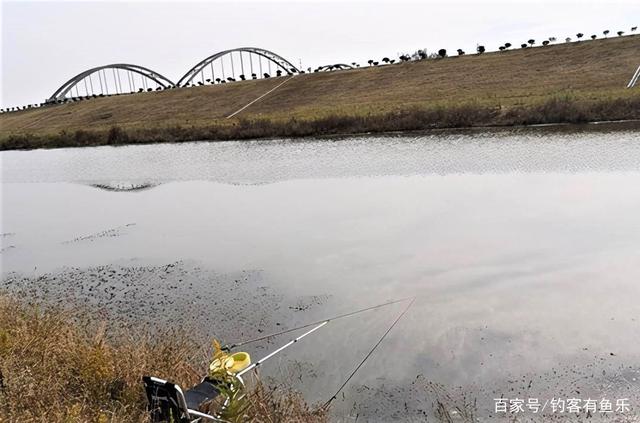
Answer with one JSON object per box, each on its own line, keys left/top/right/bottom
{"left": 61, "top": 223, "right": 136, "bottom": 244}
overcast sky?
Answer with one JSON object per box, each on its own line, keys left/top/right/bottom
{"left": 1, "top": 0, "right": 638, "bottom": 107}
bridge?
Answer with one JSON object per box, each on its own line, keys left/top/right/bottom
{"left": 178, "top": 47, "right": 299, "bottom": 86}
{"left": 43, "top": 47, "right": 300, "bottom": 104}
{"left": 314, "top": 64, "right": 355, "bottom": 72}
{"left": 46, "top": 64, "right": 175, "bottom": 104}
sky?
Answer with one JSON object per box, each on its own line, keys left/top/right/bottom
{"left": 1, "top": 0, "right": 638, "bottom": 107}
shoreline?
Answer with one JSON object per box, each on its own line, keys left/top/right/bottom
{"left": 2, "top": 97, "right": 640, "bottom": 152}
{"left": 3, "top": 262, "right": 640, "bottom": 422}
{"left": 3, "top": 119, "right": 640, "bottom": 153}
{"left": 0, "top": 290, "right": 329, "bottom": 422}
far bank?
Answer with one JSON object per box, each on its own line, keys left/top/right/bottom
{"left": 1, "top": 35, "right": 639, "bottom": 150}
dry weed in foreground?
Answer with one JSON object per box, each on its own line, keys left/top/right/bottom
{"left": 0, "top": 293, "right": 328, "bottom": 422}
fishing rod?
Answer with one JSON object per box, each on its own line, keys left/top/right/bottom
{"left": 142, "top": 297, "right": 415, "bottom": 421}
{"left": 233, "top": 297, "right": 415, "bottom": 404}
{"left": 237, "top": 320, "right": 328, "bottom": 377}
{"left": 224, "top": 296, "right": 413, "bottom": 350}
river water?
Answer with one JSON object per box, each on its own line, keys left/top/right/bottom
{"left": 2, "top": 125, "right": 640, "bottom": 421}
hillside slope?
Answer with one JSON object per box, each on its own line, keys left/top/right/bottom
{"left": 1, "top": 35, "right": 639, "bottom": 143}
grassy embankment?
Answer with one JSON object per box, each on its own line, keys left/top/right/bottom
{"left": 1, "top": 35, "right": 639, "bottom": 149}
{"left": 0, "top": 293, "right": 327, "bottom": 422}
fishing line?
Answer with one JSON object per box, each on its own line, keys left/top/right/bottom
{"left": 225, "top": 296, "right": 412, "bottom": 350}
{"left": 322, "top": 297, "right": 416, "bottom": 409}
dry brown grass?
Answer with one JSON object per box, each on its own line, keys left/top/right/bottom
{"left": 2, "top": 95, "right": 639, "bottom": 150}
{"left": 0, "top": 293, "right": 328, "bottom": 422}
{"left": 1, "top": 35, "right": 639, "bottom": 147}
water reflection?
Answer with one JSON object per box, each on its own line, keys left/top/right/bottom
{"left": 90, "top": 182, "right": 158, "bottom": 192}
{"left": 1, "top": 128, "right": 640, "bottom": 420}
{"left": 2, "top": 125, "right": 640, "bottom": 184}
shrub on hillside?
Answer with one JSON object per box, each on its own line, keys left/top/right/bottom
{"left": 107, "top": 126, "right": 130, "bottom": 145}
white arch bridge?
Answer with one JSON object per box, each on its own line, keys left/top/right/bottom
{"left": 178, "top": 47, "right": 299, "bottom": 86}
{"left": 46, "top": 47, "right": 300, "bottom": 104}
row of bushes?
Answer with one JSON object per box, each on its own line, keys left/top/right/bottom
{"left": 394, "top": 27, "right": 638, "bottom": 61}
{"left": 2, "top": 96, "right": 639, "bottom": 150}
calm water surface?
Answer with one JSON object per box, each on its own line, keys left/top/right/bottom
{"left": 2, "top": 127, "right": 640, "bottom": 421}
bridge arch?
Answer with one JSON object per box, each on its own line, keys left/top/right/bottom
{"left": 315, "top": 63, "right": 354, "bottom": 72}
{"left": 47, "top": 64, "right": 175, "bottom": 103}
{"left": 178, "top": 47, "right": 299, "bottom": 86}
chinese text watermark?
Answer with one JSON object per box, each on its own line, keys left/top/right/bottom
{"left": 494, "top": 398, "right": 631, "bottom": 415}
